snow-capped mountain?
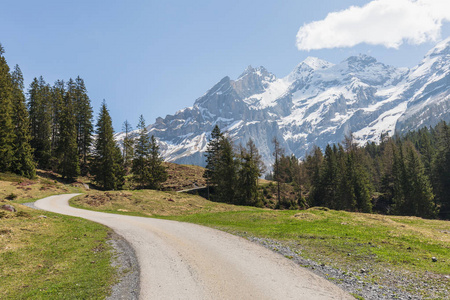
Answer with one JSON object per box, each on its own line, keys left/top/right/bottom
{"left": 117, "top": 38, "right": 450, "bottom": 168}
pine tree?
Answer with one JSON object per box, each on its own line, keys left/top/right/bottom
{"left": 237, "top": 139, "right": 265, "bottom": 206}
{"left": 91, "top": 101, "right": 124, "bottom": 190}
{"left": 50, "top": 80, "right": 65, "bottom": 169}
{"left": 28, "top": 76, "right": 52, "bottom": 169}
{"left": 321, "top": 144, "right": 339, "bottom": 209}
{"left": 204, "top": 125, "right": 223, "bottom": 199}
{"left": 74, "top": 76, "right": 93, "bottom": 175}
{"left": 392, "top": 142, "right": 408, "bottom": 215}
{"left": 132, "top": 115, "right": 152, "bottom": 188}
{"left": 147, "top": 135, "right": 167, "bottom": 189}
{"left": 305, "top": 146, "right": 324, "bottom": 206}
{"left": 404, "top": 143, "right": 435, "bottom": 218}
{"left": 122, "top": 120, "right": 135, "bottom": 173}
{"left": 338, "top": 151, "right": 356, "bottom": 211}
{"left": 57, "top": 81, "right": 79, "bottom": 180}
{"left": 272, "top": 137, "right": 285, "bottom": 206}
{"left": 433, "top": 122, "right": 450, "bottom": 219}
{"left": 352, "top": 152, "right": 372, "bottom": 213}
{"left": 392, "top": 141, "right": 436, "bottom": 217}
{"left": 10, "top": 65, "right": 35, "bottom": 178}
{"left": 215, "top": 135, "right": 238, "bottom": 203}
{"left": 0, "top": 44, "right": 15, "bottom": 172}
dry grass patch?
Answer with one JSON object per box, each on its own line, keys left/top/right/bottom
{"left": 292, "top": 212, "right": 323, "bottom": 221}
{"left": 0, "top": 171, "right": 84, "bottom": 204}
{"left": 161, "top": 162, "right": 206, "bottom": 191}
{"left": 72, "top": 189, "right": 254, "bottom": 217}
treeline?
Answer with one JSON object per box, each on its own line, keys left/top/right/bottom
{"left": 275, "top": 124, "right": 450, "bottom": 220}
{"left": 205, "top": 122, "right": 450, "bottom": 220}
{"left": 0, "top": 44, "right": 167, "bottom": 190}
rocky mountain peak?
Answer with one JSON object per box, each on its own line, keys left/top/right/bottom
{"left": 426, "top": 37, "right": 450, "bottom": 58}
{"left": 345, "top": 54, "right": 378, "bottom": 69}
{"left": 233, "top": 65, "right": 276, "bottom": 98}
{"left": 302, "top": 56, "right": 334, "bottom": 70}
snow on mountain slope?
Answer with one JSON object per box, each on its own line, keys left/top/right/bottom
{"left": 116, "top": 38, "right": 450, "bottom": 169}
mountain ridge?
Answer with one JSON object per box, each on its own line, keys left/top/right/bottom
{"left": 116, "top": 38, "right": 450, "bottom": 168}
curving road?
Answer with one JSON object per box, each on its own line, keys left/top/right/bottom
{"left": 35, "top": 194, "right": 353, "bottom": 300}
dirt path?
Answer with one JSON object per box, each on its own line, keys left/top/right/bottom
{"left": 35, "top": 194, "right": 353, "bottom": 300}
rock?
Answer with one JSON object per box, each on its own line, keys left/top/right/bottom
{"left": 360, "top": 269, "right": 366, "bottom": 273}
{"left": 82, "top": 183, "right": 89, "bottom": 190}
{"left": 1, "top": 204, "right": 16, "bottom": 212}
{"left": 38, "top": 215, "right": 47, "bottom": 218}
{"left": 432, "top": 257, "right": 437, "bottom": 262}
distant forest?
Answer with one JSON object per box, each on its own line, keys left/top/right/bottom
{"left": 1, "top": 43, "right": 449, "bottom": 220}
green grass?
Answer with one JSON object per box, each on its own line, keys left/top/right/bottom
{"left": 0, "top": 204, "right": 116, "bottom": 299}
{"left": 168, "top": 209, "right": 449, "bottom": 275}
{"left": 72, "top": 190, "right": 450, "bottom": 298}
{"left": 0, "top": 172, "right": 115, "bottom": 299}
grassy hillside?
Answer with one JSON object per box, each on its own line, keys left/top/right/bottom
{"left": 71, "top": 189, "right": 257, "bottom": 217}
{"left": 73, "top": 189, "right": 450, "bottom": 299}
{"left": 0, "top": 172, "right": 115, "bottom": 299}
{"left": 161, "top": 162, "right": 206, "bottom": 191}
{"left": 0, "top": 171, "right": 85, "bottom": 204}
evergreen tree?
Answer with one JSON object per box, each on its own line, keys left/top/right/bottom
{"left": 237, "top": 139, "right": 265, "bottom": 206}
{"left": 272, "top": 137, "right": 284, "bottom": 206}
{"left": 320, "top": 144, "right": 339, "bottom": 209}
{"left": 0, "top": 44, "right": 14, "bottom": 172}
{"left": 73, "top": 76, "right": 93, "bottom": 175}
{"left": 28, "top": 76, "right": 52, "bottom": 168}
{"left": 204, "top": 125, "right": 223, "bottom": 199}
{"left": 352, "top": 151, "right": 372, "bottom": 213}
{"left": 377, "top": 138, "right": 396, "bottom": 213}
{"left": 147, "top": 135, "right": 168, "bottom": 189}
{"left": 404, "top": 143, "right": 435, "bottom": 218}
{"left": 91, "top": 101, "right": 124, "bottom": 190}
{"left": 215, "top": 135, "right": 238, "bottom": 203}
{"left": 57, "top": 81, "right": 79, "bottom": 180}
{"left": 50, "top": 80, "right": 65, "bottom": 169}
{"left": 434, "top": 122, "right": 450, "bottom": 219}
{"left": 10, "top": 65, "right": 35, "bottom": 178}
{"left": 338, "top": 151, "right": 356, "bottom": 211}
{"left": 305, "top": 146, "right": 324, "bottom": 206}
{"left": 122, "top": 120, "right": 134, "bottom": 173}
{"left": 393, "top": 142, "right": 435, "bottom": 217}
{"left": 132, "top": 115, "right": 152, "bottom": 188}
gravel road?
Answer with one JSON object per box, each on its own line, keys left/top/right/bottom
{"left": 35, "top": 194, "right": 353, "bottom": 300}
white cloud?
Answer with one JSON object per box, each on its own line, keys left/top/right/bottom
{"left": 296, "top": 0, "right": 450, "bottom": 50}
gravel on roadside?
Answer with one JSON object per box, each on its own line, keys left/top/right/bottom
{"left": 107, "top": 231, "right": 140, "bottom": 300}
{"left": 245, "top": 235, "right": 442, "bottom": 300}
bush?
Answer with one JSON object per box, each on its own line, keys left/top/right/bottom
{"left": 5, "top": 193, "right": 17, "bottom": 201}
{"left": 16, "top": 211, "right": 31, "bottom": 218}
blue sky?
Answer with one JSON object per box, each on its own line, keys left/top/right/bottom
{"left": 2, "top": 0, "right": 450, "bottom": 131}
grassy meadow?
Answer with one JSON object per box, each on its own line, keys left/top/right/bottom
{"left": 72, "top": 189, "right": 450, "bottom": 299}
{"left": 0, "top": 172, "right": 116, "bottom": 299}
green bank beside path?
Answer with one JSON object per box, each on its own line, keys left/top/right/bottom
{"left": 0, "top": 173, "right": 116, "bottom": 299}
{"left": 0, "top": 205, "right": 116, "bottom": 299}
